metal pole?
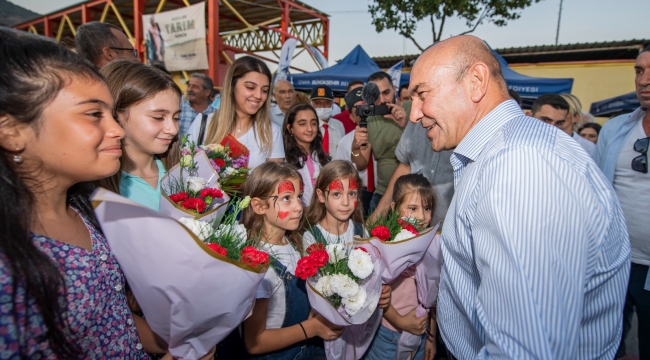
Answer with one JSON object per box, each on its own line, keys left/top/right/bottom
{"left": 555, "top": 0, "right": 563, "bottom": 45}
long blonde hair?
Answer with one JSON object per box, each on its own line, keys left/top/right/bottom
{"left": 99, "top": 60, "right": 181, "bottom": 193}
{"left": 241, "top": 162, "right": 304, "bottom": 252}
{"left": 204, "top": 56, "right": 273, "bottom": 154}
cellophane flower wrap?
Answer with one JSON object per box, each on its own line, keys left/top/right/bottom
{"left": 160, "top": 136, "right": 229, "bottom": 222}
{"left": 194, "top": 142, "right": 250, "bottom": 196}
{"left": 299, "top": 237, "right": 383, "bottom": 360}
{"left": 363, "top": 214, "right": 443, "bottom": 360}
{"left": 91, "top": 188, "right": 267, "bottom": 360}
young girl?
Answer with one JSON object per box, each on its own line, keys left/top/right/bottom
{"left": 187, "top": 56, "right": 285, "bottom": 168}
{"left": 242, "top": 162, "right": 343, "bottom": 359}
{"left": 99, "top": 60, "right": 181, "bottom": 210}
{"left": 364, "top": 173, "right": 437, "bottom": 360}
{"left": 302, "top": 160, "right": 366, "bottom": 248}
{"left": 283, "top": 102, "right": 331, "bottom": 207}
{"left": 0, "top": 29, "right": 148, "bottom": 358}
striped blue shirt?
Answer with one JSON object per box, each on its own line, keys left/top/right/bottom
{"left": 438, "top": 100, "right": 630, "bottom": 359}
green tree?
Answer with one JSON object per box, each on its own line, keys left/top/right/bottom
{"left": 369, "top": 0, "right": 542, "bottom": 51}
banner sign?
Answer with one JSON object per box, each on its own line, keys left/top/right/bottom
{"left": 387, "top": 60, "right": 404, "bottom": 93}
{"left": 275, "top": 38, "right": 298, "bottom": 85}
{"left": 143, "top": 2, "right": 208, "bottom": 71}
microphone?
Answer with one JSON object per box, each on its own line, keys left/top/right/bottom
{"left": 361, "top": 82, "right": 380, "bottom": 105}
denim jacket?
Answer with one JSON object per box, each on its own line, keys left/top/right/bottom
{"left": 594, "top": 107, "right": 647, "bottom": 182}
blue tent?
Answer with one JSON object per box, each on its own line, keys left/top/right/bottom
{"left": 589, "top": 91, "right": 639, "bottom": 117}
{"left": 399, "top": 51, "right": 574, "bottom": 104}
{"left": 289, "top": 45, "right": 381, "bottom": 94}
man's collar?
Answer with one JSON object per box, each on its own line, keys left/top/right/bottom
{"left": 625, "top": 106, "right": 647, "bottom": 124}
{"left": 454, "top": 99, "right": 523, "bottom": 162}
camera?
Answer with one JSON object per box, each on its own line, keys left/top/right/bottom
{"left": 356, "top": 103, "right": 390, "bottom": 128}
{"left": 355, "top": 103, "right": 390, "bottom": 118}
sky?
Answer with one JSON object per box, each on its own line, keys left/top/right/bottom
{"left": 16, "top": 0, "right": 650, "bottom": 72}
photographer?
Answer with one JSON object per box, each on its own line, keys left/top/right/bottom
{"left": 334, "top": 88, "right": 377, "bottom": 214}
{"left": 365, "top": 72, "right": 409, "bottom": 212}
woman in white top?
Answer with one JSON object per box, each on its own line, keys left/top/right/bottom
{"left": 282, "top": 103, "right": 331, "bottom": 207}
{"left": 186, "top": 56, "right": 284, "bottom": 168}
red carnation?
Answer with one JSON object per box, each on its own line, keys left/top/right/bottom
{"left": 371, "top": 225, "right": 391, "bottom": 241}
{"left": 309, "top": 250, "right": 329, "bottom": 267}
{"left": 206, "top": 243, "right": 227, "bottom": 256}
{"left": 353, "top": 246, "right": 368, "bottom": 253}
{"left": 295, "top": 257, "right": 318, "bottom": 280}
{"left": 401, "top": 223, "right": 419, "bottom": 235}
{"left": 180, "top": 197, "right": 207, "bottom": 213}
{"left": 306, "top": 242, "right": 325, "bottom": 254}
{"left": 241, "top": 246, "right": 270, "bottom": 267}
{"left": 200, "top": 188, "right": 224, "bottom": 199}
{"left": 215, "top": 158, "right": 226, "bottom": 167}
{"left": 169, "top": 192, "right": 189, "bottom": 203}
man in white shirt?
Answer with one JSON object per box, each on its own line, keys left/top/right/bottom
{"left": 270, "top": 80, "right": 296, "bottom": 127}
{"left": 334, "top": 88, "right": 377, "bottom": 214}
{"left": 595, "top": 46, "right": 650, "bottom": 359}
{"left": 531, "top": 94, "right": 596, "bottom": 157}
{"left": 310, "top": 85, "right": 345, "bottom": 157}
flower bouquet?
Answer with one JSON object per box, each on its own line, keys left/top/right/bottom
{"left": 160, "top": 137, "right": 229, "bottom": 222}
{"left": 394, "top": 229, "right": 443, "bottom": 359}
{"left": 363, "top": 214, "right": 443, "bottom": 360}
{"left": 196, "top": 143, "right": 250, "bottom": 196}
{"left": 363, "top": 212, "right": 440, "bottom": 283}
{"left": 92, "top": 188, "right": 267, "bottom": 360}
{"left": 298, "top": 241, "right": 383, "bottom": 359}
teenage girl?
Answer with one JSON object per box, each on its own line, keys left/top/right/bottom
{"left": 0, "top": 29, "right": 150, "bottom": 358}
{"left": 302, "top": 160, "right": 365, "bottom": 248}
{"left": 364, "top": 174, "right": 437, "bottom": 360}
{"left": 283, "top": 102, "right": 331, "bottom": 207}
{"left": 241, "top": 162, "right": 343, "bottom": 359}
{"left": 99, "top": 60, "right": 181, "bottom": 210}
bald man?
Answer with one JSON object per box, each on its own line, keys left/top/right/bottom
{"left": 410, "top": 36, "right": 630, "bottom": 359}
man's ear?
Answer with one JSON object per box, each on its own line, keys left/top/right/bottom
{"left": 100, "top": 46, "right": 115, "bottom": 62}
{"left": 467, "top": 62, "right": 490, "bottom": 104}
{"left": 0, "top": 114, "right": 27, "bottom": 152}
{"left": 250, "top": 197, "right": 268, "bottom": 215}
{"left": 316, "top": 189, "right": 326, "bottom": 204}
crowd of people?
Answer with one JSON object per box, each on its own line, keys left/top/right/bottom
{"left": 0, "top": 20, "right": 648, "bottom": 360}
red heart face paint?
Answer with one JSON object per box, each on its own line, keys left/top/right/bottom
{"left": 278, "top": 211, "right": 290, "bottom": 220}
{"left": 349, "top": 178, "right": 359, "bottom": 190}
{"left": 328, "top": 179, "right": 344, "bottom": 191}
{"left": 278, "top": 180, "right": 295, "bottom": 194}
{"left": 354, "top": 201, "right": 358, "bottom": 208}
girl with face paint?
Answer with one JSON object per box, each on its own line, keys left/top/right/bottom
{"left": 240, "top": 162, "right": 343, "bottom": 359}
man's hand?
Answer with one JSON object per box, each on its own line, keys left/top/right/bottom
{"left": 384, "top": 103, "right": 408, "bottom": 128}
{"left": 352, "top": 126, "right": 369, "bottom": 150}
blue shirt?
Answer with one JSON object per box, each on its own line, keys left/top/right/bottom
{"left": 594, "top": 106, "right": 647, "bottom": 182}
{"left": 179, "top": 100, "right": 217, "bottom": 136}
{"left": 120, "top": 158, "right": 166, "bottom": 211}
{"left": 438, "top": 100, "right": 630, "bottom": 359}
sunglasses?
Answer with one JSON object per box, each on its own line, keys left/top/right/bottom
{"left": 632, "top": 137, "right": 649, "bottom": 173}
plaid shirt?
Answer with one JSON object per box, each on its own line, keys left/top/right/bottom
{"left": 179, "top": 100, "right": 217, "bottom": 136}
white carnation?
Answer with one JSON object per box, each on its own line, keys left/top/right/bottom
{"left": 186, "top": 176, "right": 208, "bottom": 192}
{"left": 314, "top": 275, "right": 333, "bottom": 297}
{"left": 224, "top": 167, "right": 236, "bottom": 175}
{"left": 178, "top": 217, "right": 213, "bottom": 241}
{"left": 215, "top": 222, "right": 247, "bottom": 246}
{"left": 325, "top": 244, "right": 346, "bottom": 264}
{"left": 329, "top": 274, "right": 359, "bottom": 299}
{"left": 393, "top": 228, "right": 417, "bottom": 242}
{"left": 347, "top": 248, "right": 373, "bottom": 280}
{"left": 342, "top": 286, "right": 367, "bottom": 315}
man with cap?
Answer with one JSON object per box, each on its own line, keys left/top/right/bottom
{"left": 311, "top": 85, "right": 345, "bottom": 156}
{"left": 334, "top": 81, "right": 365, "bottom": 134}
{"left": 334, "top": 88, "right": 378, "bottom": 214}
